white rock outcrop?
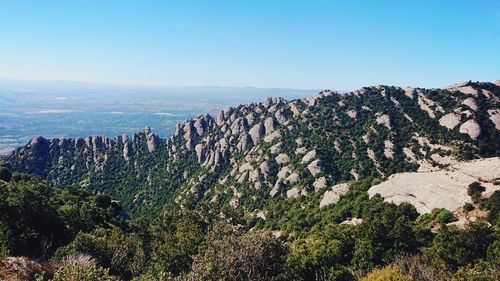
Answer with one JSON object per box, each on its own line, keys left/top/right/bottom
{"left": 264, "top": 117, "right": 275, "bottom": 134}
{"left": 347, "top": 110, "right": 357, "bottom": 119}
{"left": 376, "top": 114, "right": 391, "bottom": 129}
{"left": 462, "top": 98, "right": 478, "bottom": 111}
{"left": 275, "top": 153, "right": 290, "bottom": 165}
{"left": 439, "top": 113, "right": 461, "bottom": 129}
{"left": 368, "top": 157, "right": 500, "bottom": 213}
{"left": 313, "top": 176, "right": 327, "bottom": 191}
{"left": 301, "top": 150, "right": 317, "bottom": 164}
{"left": 319, "top": 183, "right": 349, "bottom": 208}
{"left": 488, "top": 109, "right": 500, "bottom": 130}
{"left": 249, "top": 123, "right": 265, "bottom": 144}
{"left": 340, "top": 218, "right": 363, "bottom": 226}
{"left": 459, "top": 119, "right": 481, "bottom": 140}
{"left": 307, "top": 160, "right": 323, "bottom": 176}
{"left": 384, "top": 140, "right": 394, "bottom": 159}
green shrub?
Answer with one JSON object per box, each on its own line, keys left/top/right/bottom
{"left": 463, "top": 203, "right": 474, "bottom": 212}
{"left": 435, "top": 209, "right": 456, "bottom": 224}
{"left": 51, "top": 264, "right": 115, "bottom": 281}
{"left": 360, "top": 265, "right": 411, "bottom": 281}
{"left": 468, "top": 182, "right": 485, "bottom": 203}
{"left": 0, "top": 167, "right": 11, "bottom": 182}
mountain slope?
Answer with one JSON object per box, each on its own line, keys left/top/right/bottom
{"left": 5, "top": 80, "right": 500, "bottom": 216}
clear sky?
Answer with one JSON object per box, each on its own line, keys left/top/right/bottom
{"left": 0, "top": 0, "right": 499, "bottom": 90}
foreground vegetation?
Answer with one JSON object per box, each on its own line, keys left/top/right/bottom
{"left": 0, "top": 166, "right": 499, "bottom": 280}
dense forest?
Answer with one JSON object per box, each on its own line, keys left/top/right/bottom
{"left": 0, "top": 166, "right": 498, "bottom": 280}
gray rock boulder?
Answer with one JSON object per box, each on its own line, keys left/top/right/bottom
{"left": 249, "top": 123, "right": 265, "bottom": 144}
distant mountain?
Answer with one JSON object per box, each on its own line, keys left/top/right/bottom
{"left": 4, "top": 80, "right": 500, "bottom": 217}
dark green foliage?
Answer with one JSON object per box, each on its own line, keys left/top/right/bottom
{"left": 417, "top": 208, "right": 457, "bottom": 228}
{"left": 468, "top": 182, "right": 486, "bottom": 203}
{"left": 0, "top": 166, "right": 11, "bottom": 182}
{"left": 0, "top": 174, "right": 127, "bottom": 259}
{"left": 426, "top": 221, "right": 496, "bottom": 271}
{"left": 55, "top": 228, "right": 146, "bottom": 279}
{"left": 51, "top": 263, "right": 115, "bottom": 281}
{"left": 463, "top": 202, "right": 474, "bottom": 212}
{"left": 435, "top": 209, "right": 456, "bottom": 224}
{"left": 482, "top": 191, "right": 500, "bottom": 225}
{"left": 147, "top": 209, "right": 208, "bottom": 277}
{"left": 191, "top": 225, "right": 288, "bottom": 281}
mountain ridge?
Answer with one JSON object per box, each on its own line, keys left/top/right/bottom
{"left": 4, "top": 80, "right": 500, "bottom": 216}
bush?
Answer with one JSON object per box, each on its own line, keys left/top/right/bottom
{"left": 0, "top": 167, "right": 11, "bottom": 182}
{"left": 51, "top": 264, "right": 115, "bottom": 281}
{"left": 435, "top": 209, "right": 456, "bottom": 224}
{"left": 427, "top": 222, "right": 495, "bottom": 271}
{"left": 394, "top": 254, "right": 450, "bottom": 280}
{"left": 463, "top": 203, "right": 474, "bottom": 212}
{"left": 360, "top": 265, "right": 411, "bottom": 281}
{"left": 482, "top": 191, "right": 500, "bottom": 225}
{"left": 468, "top": 182, "right": 485, "bottom": 203}
{"left": 453, "top": 261, "right": 500, "bottom": 281}
{"left": 191, "top": 227, "right": 287, "bottom": 281}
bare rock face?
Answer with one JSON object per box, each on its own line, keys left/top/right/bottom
{"left": 238, "top": 171, "right": 249, "bottom": 183}
{"left": 145, "top": 127, "right": 159, "bottom": 152}
{"left": 259, "top": 161, "right": 270, "bottom": 175}
{"left": 183, "top": 121, "right": 193, "bottom": 140}
{"left": 193, "top": 118, "right": 205, "bottom": 136}
{"left": 249, "top": 123, "right": 265, "bottom": 145}
{"left": 462, "top": 98, "right": 478, "bottom": 111}
{"left": 403, "top": 87, "right": 414, "bottom": 99}
{"left": 340, "top": 218, "right": 363, "bottom": 225}
{"left": 455, "top": 86, "right": 479, "bottom": 96}
{"left": 264, "top": 130, "right": 281, "bottom": 143}
{"left": 274, "top": 109, "right": 287, "bottom": 124}
{"left": 376, "top": 114, "right": 391, "bottom": 129}
{"left": 262, "top": 97, "right": 285, "bottom": 109}
{"left": 313, "top": 176, "right": 327, "bottom": 191}
{"left": 286, "top": 187, "right": 302, "bottom": 199}
{"left": 237, "top": 134, "right": 253, "bottom": 151}
{"left": 277, "top": 166, "right": 292, "bottom": 180}
{"left": 319, "top": 183, "right": 349, "bottom": 208}
{"left": 270, "top": 142, "right": 284, "bottom": 154}
{"left": 347, "top": 110, "right": 357, "bottom": 119}
{"left": 270, "top": 181, "right": 282, "bottom": 197}
{"left": 384, "top": 140, "right": 394, "bottom": 159}
{"left": 488, "top": 109, "right": 500, "bottom": 130}
{"left": 264, "top": 117, "right": 275, "bottom": 134}
{"left": 439, "top": 113, "right": 461, "bottom": 129}
{"left": 301, "top": 150, "right": 316, "bottom": 164}
{"left": 245, "top": 113, "right": 255, "bottom": 126}
{"left": 285, "top": 172, "right": 299, "bottom": 184}
{"left": 121, "top": 134, "right": 129, "bottom": 144}
{"left": 195, "top": 144, "right": 206, "bottom": 163}
{"left": 368, "top": 157, "right": 500, "bottom": 213}
{"left": 459, "top": 119, "right": 481, "bottom": 140}
{"left": 307, "top": 160, "right": 323, "bottom": 176}
{"left": 123, "top": 142, "right": 132, "bottom": 161}
{"left": 275, "top": 153, "right": 290, "bottom": 165}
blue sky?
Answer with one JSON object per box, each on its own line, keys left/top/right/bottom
{"left": 0, "top": 0, "right": 499, "bottom": 90}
